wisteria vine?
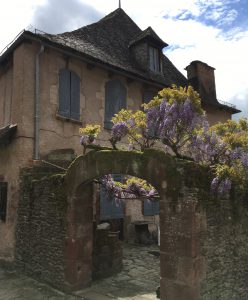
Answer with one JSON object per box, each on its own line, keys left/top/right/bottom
{"left": 79, "top": 86, "right": 248, "bottom": 198}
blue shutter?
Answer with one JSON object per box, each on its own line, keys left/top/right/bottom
{"left": 143, "top": 90, "right": 157, "bottom": 104}
{"left": 100, "top": 174, "right": 124, "bottom": 220}
{"left": 144, "top": 90, "right": 158, "bottom": 137}
{"left": 0, "top": 182, "right": 7, "bottom": 222}
{"left": 59, "top": 69, "right": 70, "bottom": 118}
{"left": 70, "top": 71, "right": 80, "bottom": 120}
{"left": 104, "top": 80, "right": 127, "bottom": 129}
{"left": 143, "top": 199, "right": 159, "bottom": 216}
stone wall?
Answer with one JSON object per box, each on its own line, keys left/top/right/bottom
{"left": 13, "top": 149, "right": 248, "bottom": 299}
{"left": 15, "top": 166, "right": 124, "bottom": 291}
{"left": 15, "top": 169, "right": 68, "bottom": 289}
{"left": 201, "top": 197, "right": 248, "bottom": 300}
{"left": 124, "top": 199, "right": 159, "bottom": 243}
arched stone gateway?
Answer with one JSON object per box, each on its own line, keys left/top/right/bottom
{"left": 15, "top": 149, "right": 248, "bottom": 300}
{"left": 64, "top": 149, "right": 207, "bottom": 299}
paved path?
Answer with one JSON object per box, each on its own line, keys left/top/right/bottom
{"left": 0, "top": 243, "right": 160, "bottom": 300}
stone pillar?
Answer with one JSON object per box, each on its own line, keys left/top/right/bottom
{"left": 65, "top": 182, "right": 94, "bottom": 291}
{"left": 160, "top": 188, "right": 206, "bottom": 300}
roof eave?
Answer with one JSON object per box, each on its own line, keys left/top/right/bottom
{"left": 202, "top": 101, "right": 241, "bottom": 114}
{"left": 0, "top": 31, "right": 183, "bottom": 90}
{"left": 14, "top": 32, "right": 172, "bottom": 88}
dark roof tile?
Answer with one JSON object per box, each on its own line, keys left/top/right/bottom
{"left": 129, "top": 26, "right": 168, "bottom": 48}
{"left": 40, "top": 8, "right": 187, "bottom": 87}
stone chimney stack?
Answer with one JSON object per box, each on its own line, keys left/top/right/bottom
{"left": 185, "top": 61, "right": 217, "bottom": 104}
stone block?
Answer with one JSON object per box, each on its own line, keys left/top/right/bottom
{"left": 160, "top": 278, "right": 200, "bottom": 300}
{"left": 160, "top": 233, "right": 200, "bottom": 258}
{"left": 160, "top": 252, "right": 178, "bottom": 280}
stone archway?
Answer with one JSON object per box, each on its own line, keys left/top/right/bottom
{"left": 64, "top": 149, "right": 206, "bottom": 299}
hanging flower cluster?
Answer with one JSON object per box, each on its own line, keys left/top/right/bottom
{"left": 79, "top": 86, "right": 248, "bottom": 198}
{"left": 79, "top": 124, "right": 101, "bottom": 153}
{"left": 99, "top": 175, "right": 159, "bottom": 201}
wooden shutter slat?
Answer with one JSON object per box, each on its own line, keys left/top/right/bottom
{"left": 104, "top": 80, "right": 127, "bottom": 129}
{"left": 70, "top": 71, "right": 80, "bottom": 120}
{"left": 100, "top": 174, "right": 124, "bottom": 220}
{"left": 143, "top": 199, "right": 159, "bottom": 216}
{"left": 58, "top": 69, "right": 70, "bottom": 118}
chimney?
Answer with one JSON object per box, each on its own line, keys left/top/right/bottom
{"left": 185, "top": 61, "right": 217, "bottom": 104}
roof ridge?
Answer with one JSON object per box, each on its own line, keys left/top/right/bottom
{"left": 98, "top": 8, "right": 141, "bottom": 32}
{"left": 99, "top": 8, "right": 124, "bottom": 22}
{"left": 129, "top": 25, "right": 168, "bottom": 48}
{"left": 57, "top": 8, "right": 141, "bottom": 39}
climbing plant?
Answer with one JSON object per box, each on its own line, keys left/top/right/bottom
{"left": 79, "top": 85, "right": 248, "bottom": 199}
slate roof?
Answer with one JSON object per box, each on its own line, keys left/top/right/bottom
{"left": 38, "top": 8, "right": 187, "bottom": 87}
{"left": 129, "top": 26, "right": 168, "bottom": 48}
{"left": 0, "top": 8, "right": 239, "bottom": 113}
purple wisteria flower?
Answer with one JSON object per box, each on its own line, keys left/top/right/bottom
{"left": 211, "top": 177, "right": 219, "bottom": 192}
{"left": 218, "top": 178, "right": 232, "bottom": 195}
{"left": 190, "top": 131, "right": 228, "bottom": 164}
{"left": 145, "top": 97, "right": 206, "bottom": 156}
{"left": 111, "top": 122, "right": 129, "bottom": 141}
{"left": 240, "top": 152, "right": 248, "bottom": 168}
{"left": 211, "top": 177, "right": 232, "bottom": 196}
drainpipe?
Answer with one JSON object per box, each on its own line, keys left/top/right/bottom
{"left": 34, "top": 44, "right": 44, "bottom": 160}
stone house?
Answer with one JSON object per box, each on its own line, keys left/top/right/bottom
{"left": 0, "top": 8, "right": 240, "bottom": 262}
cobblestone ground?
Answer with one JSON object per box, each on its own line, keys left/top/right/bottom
{"left": 0, "top": 243, "right": 160, "bottom": 300}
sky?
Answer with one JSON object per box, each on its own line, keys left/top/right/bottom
{"left": 0, "top": 0, "right": 247, "bottom": 118}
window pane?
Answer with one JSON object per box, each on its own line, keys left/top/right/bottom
{"left": 149, "top": 47, "right": 160, "bottom": 72}
{"left": 149, "top": 47, "right": 154, "bottom": 71}
{"left": 0, "top": 182, "right": 7, "bottom": 222}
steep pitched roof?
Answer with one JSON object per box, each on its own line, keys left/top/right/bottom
{"left": 39, "top": 8, "right": 187, "bottom": 87}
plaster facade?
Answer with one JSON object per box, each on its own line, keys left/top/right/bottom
{"left": 0, "top": 40, "right": 154, "bottom": 260}
{"left": 0, "top": 37, "right": 238, "bottom": 261}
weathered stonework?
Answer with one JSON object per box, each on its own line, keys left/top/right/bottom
{"left": 201, "top": 197, "right": 248, "bottom": 300}
{"left": 15, "top": 170, "right": 67, "bottom": 290}
{"left": 13, "top": 149, "right": 248, "bottom": 299}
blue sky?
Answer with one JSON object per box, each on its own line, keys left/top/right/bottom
{"left": 166, "top": 0, "right": 248, "bottom": 31}
{"left": 0, "top": 0, "right": 247, "bottom": 118}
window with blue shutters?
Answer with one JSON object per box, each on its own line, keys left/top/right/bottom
{"left": 58, "top": 69, "right": 80, "bottom": 120}
{"left": 143, "top": 199, "right": 159, "bottom": 216}
{"left": 100, "top": 174, "right": 124, "bottom": 220}
{"left": 104, "top": 80, "right": 127, "bottom": 129}
{"left": 0, "top": 182, "right": 7, "bottom": 222}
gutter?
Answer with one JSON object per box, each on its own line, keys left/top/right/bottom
{"left": 34, "top": 44, "right": 44, "bottom": 160}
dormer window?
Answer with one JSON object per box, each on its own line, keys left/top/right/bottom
{"left": 149, "top": 46, "right": 161, "bottom": 73}
{"left": 129, "top": 26, "right": 167, "bottom": 74}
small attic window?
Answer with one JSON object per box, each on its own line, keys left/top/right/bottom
{"left": 149, "top": 46, "right": 161, "bottom": 73}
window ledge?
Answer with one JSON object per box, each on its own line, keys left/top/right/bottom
{"left": 56, "top": 113, "right": 82, "bottom": 125}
